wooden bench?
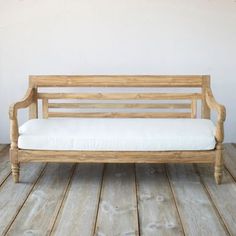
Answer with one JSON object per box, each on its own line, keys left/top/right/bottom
{"left": 9, "top": 75, "right": 226, "bottom": 184}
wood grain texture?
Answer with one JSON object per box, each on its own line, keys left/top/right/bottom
{"left": 48, "top": 111, "right": 192, "bottom": 118}
{"left": 197, "top": 163, "right": 236, "bottom": 235}
{"left": 51, "top": 164, "right": 104, "bottom": 236}
{"left": 135, "top": 164, "right": 184, "bottom": 236}
{"left": 30, "top": 75, "right": 204, "bottom": 87}
{"left": 48, "top": 102, "right": 192, "bottom": 109}
{"left": 95, "top": 164, "right": 139, "bottom": 235}
{"left": 38, "top": 92, "right": 202, "bottom": 100}
{"left": 9, "top": 75, "right": 226, "bottom": 185}
{"left": 224, "top": 144, "right": 236, "bottom": 180}
{"left": 166, "top": 164, "right": 227, "bottom": 236}
{"left": 7, "top": 163, "right": 74, "bottom": 235}
{"left": 18, "top": 149, "right": 215, "bottom": 163}
{"left": 0, "top": 145, "right": 10, "bottom": 185}
{"left": 0, "top": 163, "right": 45, "bottom": 235}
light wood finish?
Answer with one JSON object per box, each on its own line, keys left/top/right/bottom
{"left": 42, "top": 98, "right": 49, "bottom": 119}
{"left": 29, "top": 88, "right": 38, "bottom": 119}
{"left": 38, "top": 92, "right": 202, "bottom": 100}
{"left": 48, "top": 111, "right": 192, "bottom": 118}
{"left": 7, "top": 163, "right": 74, "bottom": 235}
{"left": 201, "top": 75, "right": 211, "bottom": 119}
{"left": 191, "top": 99, "right": 197, "bottom": 118}
{"left": 2, "top": 145, "right": 236, "bottom": 235}
{"left": 0, "top": 145, "right": 10, "bottom": 186}
{"left": 51, "top": 164, "right": 104, "bottom": 236}
{"left": 18, "top": 150, "right": 215, "bottom": 163}
{"left": 166, "top": 164, "right": 227, "bottom": 235}
{"left": 197, "top": 160, "right": 236, "bottom": 235}
{"left": 9, "top": 75, "right": 226, "bottom": 184}
{"left": 0, "top": 163, "right": 45, "bottom": 235}
{"left": 95, "top": 164, "right": 139, "bottom": 235}
{"left": 48, "top": 102, "right": 191, "bottom": 109}
{"left": 30, "top": 75, "right": 205, "bottom": 87}
{"left": 135, "top": 164, "right": 184, "bottom": 235}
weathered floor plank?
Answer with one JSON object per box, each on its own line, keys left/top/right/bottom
{"left": 197, "top": 163, "right": 236, "bottom": 235}
{"left": 135, "top": 164, "right": 184, "bottom": 236}
{"left": 51, "top": 164, "right": 104, "bottom": 236}
{"left": 0, "top": 163, "right": 45, "bottom": 235}
{"left": 166, "top": 164, "right": 228, "bottom": 236}
{"left": 0, "top": 144, "right": 8, "bottom": 153}
{"left": 95, "top": 164, "right": 139, "bottom": 236}
{"left": 6, "top": 163, "right": 75, "bottom": 235}
{"left": 224, "top": 144, "right": 236, "bottom": 180}
{"left": 0, "top": 147, "right": 11, "bottom": 186}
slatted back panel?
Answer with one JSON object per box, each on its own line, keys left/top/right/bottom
{"left": 29, "top": 75, "right": 210, "bottom": 119}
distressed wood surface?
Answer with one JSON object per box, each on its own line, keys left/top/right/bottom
{"left": 51, "top": 164, "right": 104, "bottom": 236}
{"left": 9, "top": 75, "right": 226, "bottom": 185}
{"left": 224, "top": 144, "right": 236, "bottom": 179}
{"left": 0, "top": 163, "right": 45, "bottom": 235}
{"left": 18, "top": 149, "right": 215, "bottom": 163}
{"left": 1, "top": 145, "right": 236, "bottom": 235}
{"left": 135, "top": 164, "right": 184, "bottom": 236}
{"left": 0, "top": 146, "right": 11, "bottom": 185}
{"left": 197, "top": 163, "right": 236, "bottom": 235}
{"left": 166, "top": 164, "right": 227, "bottom": 236}
{"left": 6, "top": 163, "right": 74, "bottom": 235}
{"left": 95, "top": 164, "right": 139, "bottom": 235}
{"left": 30, "top": 75, "right": 205, "bottom": 87}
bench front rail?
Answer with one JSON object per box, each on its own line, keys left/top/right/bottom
{"left": 9, "top": 75, "right": 226, "bottom": 184}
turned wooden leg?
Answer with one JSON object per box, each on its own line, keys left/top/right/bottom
{"left": 11, "top": 163, "right": 20, "bottom": 183}
{"left": 214, "top": 144, "right": 223, "bottom": 185}
{"left": 10, "top": 148, "right": 20, "bottom": 183}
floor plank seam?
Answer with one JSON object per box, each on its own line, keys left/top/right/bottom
{"left": 3, "top": 163, "right": 48, "bottom": 236}
{"left": 0, "top": 171, "right": 12, "bottom": 189}
{"left": 224, "top": 146, "right": 236, "bottom": 184}
{"left": 164, "top": 164, "right": 186, "bottom": 236}
{"left": 134, "top": 164, "right": 141, "bottom": 236}
{"left": 194, "top": 164, "right": 232, "bottom": 236}
{"left": 93, "top": 163, "right": 106, "bottom": 236}
{"left": 49, "top": 164, "right": 77, "bottom": 236}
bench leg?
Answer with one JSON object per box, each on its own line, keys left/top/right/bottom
{"left": 214, "top": 145, "right": 223, "bottom": 185}
{"left": 12, "top": 163, "right": 20, "bottom": 183}
{"left": 10, "top": 148, "right": 20, "bottom": 183}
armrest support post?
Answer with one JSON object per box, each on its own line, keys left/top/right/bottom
{"left": 9, "top": 88, "right": 36, "bottom": 148}
{"left": 205, "top": 88, "right": 226, "bottom": 143}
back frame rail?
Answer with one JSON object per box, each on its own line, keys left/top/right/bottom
{"left": 9, "top": 75, "right": 226, "bottom": 184}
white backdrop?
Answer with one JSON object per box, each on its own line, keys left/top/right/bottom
{"left": 0, "top": 0, "right": 236, "bottom": 143}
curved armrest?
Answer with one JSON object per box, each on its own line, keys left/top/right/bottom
{"left": 9, "top": 88, "right": 35, "bottom": 120}
{"left": 9, "top": 88, "right": 36, "bottom": 149}
{"left": 205, "top": 88, "right": 226, "bottom": 143}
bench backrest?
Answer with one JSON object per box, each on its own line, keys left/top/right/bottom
{"left": 29, "top": 75, "right": 211, "bottom": 119}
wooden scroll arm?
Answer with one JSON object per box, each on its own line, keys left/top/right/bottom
{"left": 9, "top": 88, "right": 35, "bottom": 148}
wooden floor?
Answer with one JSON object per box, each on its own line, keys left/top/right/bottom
{"left": 1, "top": 145, "right": 236, "bottom": 236}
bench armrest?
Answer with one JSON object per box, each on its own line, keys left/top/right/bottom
{"left": 9, "top": 88, "right": 35, "bottom": 120}
{"left": 9, "top": 88, "right": 35, "bottom": 148}
{"left": 205, "top": 88, "right": 226, "bottom": 143}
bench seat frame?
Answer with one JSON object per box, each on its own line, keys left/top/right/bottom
{"left": 9, "top": 75, "right": 226, "bottom": 184}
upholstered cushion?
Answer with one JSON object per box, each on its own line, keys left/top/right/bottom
{"left": 18, "top": 118, "right": 216, "bottom": 151}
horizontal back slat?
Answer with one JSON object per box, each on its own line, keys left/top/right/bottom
{"left": 48, "top": 112, "right": 192, "bottom": 118}
{"left": 48, "top": 103, "right": 191, "bottom": 109}
{"left": 38, "top": 92, "right": 202, "bottom": 100}
{"left": 30, "top": 75, "right": 205, "bottom": 87}
{"left": 31, "top": 75, "right": 209, "bottom": 119}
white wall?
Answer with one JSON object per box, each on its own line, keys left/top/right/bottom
{"left": 0, "top": 0, "right": 236, "bottom": 143}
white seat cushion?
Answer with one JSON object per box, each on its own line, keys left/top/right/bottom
{"left": 18, "top": 118, "right": 216, "bottom": 151}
